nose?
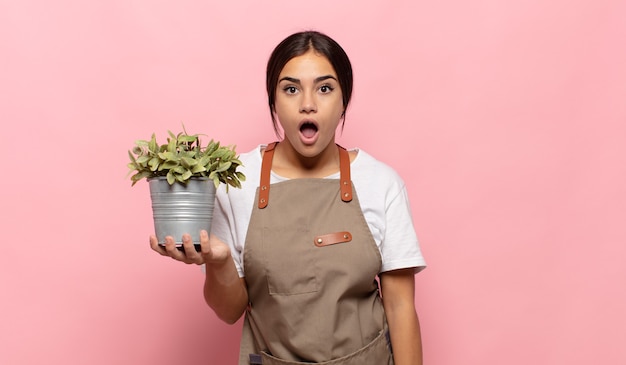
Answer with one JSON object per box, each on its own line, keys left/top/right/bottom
{"left": 299, "top": 92, "right": 317, "bottom": 113}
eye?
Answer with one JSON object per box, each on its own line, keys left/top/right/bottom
{"left": 283, "top": 86, "right": 298, "bottom": 94}
{"left": 319, "top": 85, "right": 334, "bottom": 94}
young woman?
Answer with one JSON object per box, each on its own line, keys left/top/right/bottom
{"left": 150, "top": 30, "right": 426, "bottom": 365}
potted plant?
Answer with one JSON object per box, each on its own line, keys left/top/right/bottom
{"left": 127, "top": 127, "right": 245, "bottom": 250}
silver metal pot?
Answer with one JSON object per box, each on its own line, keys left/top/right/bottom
{"left": 148, "top": 177, "right": 216, "bottom": 246}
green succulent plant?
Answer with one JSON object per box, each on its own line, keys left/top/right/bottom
{"left": 127, "top": 128, "right": 245, "bottom": 189}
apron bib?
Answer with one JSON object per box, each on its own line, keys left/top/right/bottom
{"left": 239, "top": 143, "right": 393, "bottom": 365}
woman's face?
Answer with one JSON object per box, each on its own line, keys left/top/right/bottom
{"left": 274, "top": 49, "right": 344, "bottom": 159}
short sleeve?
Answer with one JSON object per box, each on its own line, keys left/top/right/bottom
{"left": 208, "top": 146, "right": 265, "bottom": 278}
{"left": 210, "top": 188, "right": 245, "bottom": 277}
{"left": 379, "top": 184, "right": 426, "bottom": 273}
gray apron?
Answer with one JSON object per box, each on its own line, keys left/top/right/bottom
{"left": 239, "top": 142, "right": 393, "bottom": 365}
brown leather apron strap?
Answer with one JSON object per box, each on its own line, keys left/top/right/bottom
{"left": 258, "top": 143, "right": 353, "bottom": 208}
{"left": 258, "top": 142, "right": 277, "bottom": 209}
{"left": 338, "top": 145, "right": 353, "bottom": 202}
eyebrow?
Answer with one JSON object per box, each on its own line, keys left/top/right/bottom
{"left": 278, "top": 75, "right": 338, "bottom": 84}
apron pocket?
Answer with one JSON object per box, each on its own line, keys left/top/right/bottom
{"left": 262, "top": 228, "right": 320, "bottom": 296}
{"left": 258, "top": 329, "right": 393, "bottom": 365}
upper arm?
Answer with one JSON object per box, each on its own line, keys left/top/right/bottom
{"left": 380, "top": 268, "right": 416, "bottom": 310}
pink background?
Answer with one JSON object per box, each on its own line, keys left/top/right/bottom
{"left": 1, "top": 0, "right": 624, "bottom": 364}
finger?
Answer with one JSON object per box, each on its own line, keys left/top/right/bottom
{"left": 150, "top": 235, "right": 167, "bottom": 256}
{"left": 182, "top": 233, "right": 203, "bottom": 265}
{"left": 164, "top": 236, "right": 192, "bottom": 263}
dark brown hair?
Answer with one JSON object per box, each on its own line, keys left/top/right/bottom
{"left": 266, "top": 31, "right": 353, "bottom": 136}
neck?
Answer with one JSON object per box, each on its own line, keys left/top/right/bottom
{"left": 272, "top": 141, "right": 340, "bottom": 178}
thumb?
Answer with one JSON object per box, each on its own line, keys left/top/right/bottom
{"left": 199, "top": 230, "right": 213, "bottom": 260}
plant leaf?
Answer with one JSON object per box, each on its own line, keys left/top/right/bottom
{"left": 181, "top": 156, "right": 197, "bottom": 168}
{"left": 181, "top": 169, "right": 192, "bottom": 181}
{"left": 158, "top": 160, "right": 178, "bottom": 171}
{"left": 211, "top": 148, "right": 227, "bottom": 159}
{"left": 198, "top": 155, "right": 211, "bottom": 167}
{"left": 136, "top": 155, "right": 150, "bottom": 164}
{"left": 158, "top": 151, "right": 178, "bottom": 161}
{"left": 130, "top": 171, "right": 152, "bottom": 186}
{"left": 191, "top": 164, "right": 206, "bottom": 174}
{"left": 128, "top": 150, "right": 138, "bottom": 164}
{"left": 166, "top": 171, "right": 176, "bottom": 185}
{"left": 214, "top": 161, "right": 232, "bottom": 173}
{"left": 149, "top": 134, "right": 158, "bottom": 153}
{"left": 205, "top": 140, "right": 218, "bottom": 155}
{"left": 178, "top": 135, "right": 197, "bottom": 143}
{"left": 148, "top": 157, "right": 160, "bottom": 169}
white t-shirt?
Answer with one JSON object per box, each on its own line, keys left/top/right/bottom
{"left": 211, "top": 144, "right": 426, "bottom": 277}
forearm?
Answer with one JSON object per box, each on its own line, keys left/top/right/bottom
{"left": 204, "top": 258, "right": 248, "bottom": 324}
{"left": 386, "top": 305, "right": 423, "bottom": 365}
{"left": 380, "top": 268, "right": 423, "bottom": 365}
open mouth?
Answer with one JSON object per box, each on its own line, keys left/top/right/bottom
{"left": 300, "top": 122, "right": 318, "bottom": 139}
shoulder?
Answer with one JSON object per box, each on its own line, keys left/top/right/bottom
{"left": 237, "top": 144, "right": 264, "bottom": 170}
{"left": 236, "top": 144, "right": 265, "bottom": 183}
{"left": 350, "top": 149, "right": 406, "bottom": 193}
{"left": 351, "top": 149, "right": 399, "bottom": 172}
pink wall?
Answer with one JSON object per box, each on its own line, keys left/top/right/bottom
{"left": 1, "top": 0, "right": 624, "bottom": 364}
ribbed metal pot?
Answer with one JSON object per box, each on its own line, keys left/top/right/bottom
{"left": 148, "top": 177, "right": 216, "bottom": 245}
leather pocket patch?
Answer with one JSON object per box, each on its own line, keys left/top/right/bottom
{"left": 314, "top": 231, "right": 352, "bottom": 247}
